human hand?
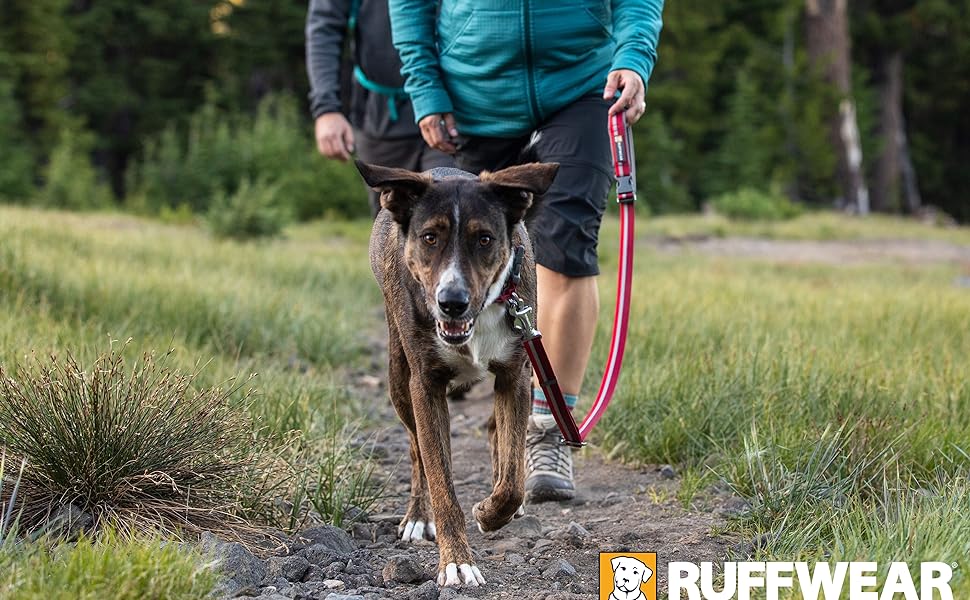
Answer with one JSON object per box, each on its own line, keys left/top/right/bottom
{"left": 315, "top": 113, "right": 355, "bottom": 161}
{"left": 419, "top": 113, "right": 459, "bottom": 154}
{"left": 603, "top": 69, "right": 647, "bottom": 124}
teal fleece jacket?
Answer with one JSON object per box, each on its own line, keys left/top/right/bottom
{"left": 389, "top": 0, "right": 663, "bottom": 138}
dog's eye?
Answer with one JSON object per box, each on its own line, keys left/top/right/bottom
{"left": 422, "top": 233, "right": 437, "bottom": 246}
{"left": 478, "top": 235, "right": 493, "bottom": 248}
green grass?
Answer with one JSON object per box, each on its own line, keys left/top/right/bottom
{"left": 0, "top": 532, "right": 219, "bottom": 600}
{"left": 638, "top": 210, "right": 970, "bottom": 244}
{"left": 0, "top": 206, "right": 384, "bottom": 594}
{"left": 2, "top": 206, "right": 969, "bottom": 596}
{"left": 589, "top": 216, "right": 970, "bottom": 594}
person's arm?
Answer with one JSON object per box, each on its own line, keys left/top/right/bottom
{"left": 388, "top": 0, "right": 458, "bottom": 152}
{"left": 611, "top": 0, "right": 664, "bottom": 86}
{"left": 306, "top": 0, "right": 355, "bottom": 160}
{"left": 388, "top": 0, "right": 452, "bottom": 123}
{"left": 603, "top": 0, "right": 664, "bottom": 123}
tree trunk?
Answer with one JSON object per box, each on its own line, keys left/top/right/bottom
{"left": 872, "top": 51, "right": 902, "bottom": 211}
{"left": 805, "top": 0, "right": 870, "bottom": 214}
{"left": 872, "top": 51, "right": 921, "bottom": 213}
{"left": 898, "top": 110, "right": 922, "bottom": 213}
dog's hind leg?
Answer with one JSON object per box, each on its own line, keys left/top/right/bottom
{"left": 387, "top": 323, "right": 436, "bottom": 543}
{"left": 473, "top": 362, "right": 530, "bottom": 532}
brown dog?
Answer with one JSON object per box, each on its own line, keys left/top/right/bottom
{"left": 356, "top": 161, "right": 559, "bottom": 587}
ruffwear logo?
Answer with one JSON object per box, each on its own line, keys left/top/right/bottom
{"left": 600, "top": 552, "right": 658, "bottom": 600}
{"left": 669, "top": 561, "right": 954, "bottom": 600}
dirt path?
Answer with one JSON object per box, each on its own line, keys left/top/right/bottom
{"left": 355, "top": 380, "right": 737, "bottom": 600}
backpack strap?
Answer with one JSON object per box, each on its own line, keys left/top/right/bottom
{"left": 347, "top": 0, "right": 406, "bottom": 122}
{"left": 353, "top": 66, "right": 406, "bottom": 121}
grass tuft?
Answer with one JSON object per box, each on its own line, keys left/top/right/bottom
{"left": 0, "top": 350, "right": 267, "bottom": 543}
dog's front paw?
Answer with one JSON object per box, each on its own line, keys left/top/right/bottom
{"left": 398, "top": 519, "right": 436, "bottom": 543}
{"left": 472, "top": 500, "right": 518, "bottom": 533}
{"left": 437, "top": 562, "right": 485, "bottom": 587}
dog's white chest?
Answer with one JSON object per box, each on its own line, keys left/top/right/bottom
{"left": 439, "top": 303, "right": 516, "bottom": 388}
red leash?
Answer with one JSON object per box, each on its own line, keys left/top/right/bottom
{"left": 505, "top": 113, "right": 636, "bottom": 447}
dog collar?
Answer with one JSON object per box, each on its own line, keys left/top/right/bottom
{"left": 493, "top": 245, "right": 525, "bottom": 304}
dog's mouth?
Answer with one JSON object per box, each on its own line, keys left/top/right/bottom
{"left": 436, "top": 317, "right": 475, "bottom": 345}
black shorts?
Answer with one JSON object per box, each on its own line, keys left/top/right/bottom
{"left": 454, "top": 95, "right": 613, "bottom": 277}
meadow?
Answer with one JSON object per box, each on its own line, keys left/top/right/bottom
{"left": 1, "top": 205, "right": 968, "bottom": 597}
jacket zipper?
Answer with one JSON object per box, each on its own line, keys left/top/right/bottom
{"left": 522, "top": 0, "right": 542, "bottom": 125}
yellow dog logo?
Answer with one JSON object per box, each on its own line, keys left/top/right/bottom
{"left": 599, "top": 552, "right": 657, "bottom": 600}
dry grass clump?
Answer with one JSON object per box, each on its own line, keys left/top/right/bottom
{"left": 0, "top": 350, "right": 267, "bottom": 543}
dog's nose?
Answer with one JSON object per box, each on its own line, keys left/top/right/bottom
{"left": 437, "top": 287, "right": 470, "bottom": 317}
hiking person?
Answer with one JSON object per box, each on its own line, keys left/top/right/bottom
{"left": 389, "top": 0, "right": 664, "bottom": 502}
{"left": 305, "top": 0, "right": 453, "bottom": 217}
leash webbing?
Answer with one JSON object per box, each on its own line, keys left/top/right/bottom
{"left": 506, "top": 112, "right": 637, "bottom": 447}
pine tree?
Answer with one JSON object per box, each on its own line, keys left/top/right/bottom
{"left": 0, "top": 0, "right": 73, "bottom": 152}
{"left": 0, "top": 46, "right": 35, "bottom": 201}
{"left": 709, "top": 68, "right": 773, "bottom": 198}
{"left": 66, "top": 0, "right": 219, "bottom": 193}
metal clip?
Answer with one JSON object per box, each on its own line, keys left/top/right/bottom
{"left": 558, "top": 436, "right": 588, "bottom": 448}
{"left": 505, "top": 293, "right": 540, "bottom": 340}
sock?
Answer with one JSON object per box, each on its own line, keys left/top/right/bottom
{"left": 531, "top": 388, "right": 577, "bottom": 415}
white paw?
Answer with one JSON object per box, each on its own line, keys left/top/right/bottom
{"left": 515, "top": 504, "right": 525, "bottom": 517}
{"left": 437, "top": 562, "right": 485, "bottom": 587}
{"left": 399, "top": 519, "right": 436, "bottom": 543}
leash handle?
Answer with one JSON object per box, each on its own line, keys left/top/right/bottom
{"left": 609, "top": 113, "right": 636, "bottom": 204}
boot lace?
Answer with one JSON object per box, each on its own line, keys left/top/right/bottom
{"left": 526, "top": 424, "right": 572, "bottom": 477}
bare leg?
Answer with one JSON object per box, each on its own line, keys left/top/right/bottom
{"left": 533, "top": 265, "right": 599, "bottom": 395}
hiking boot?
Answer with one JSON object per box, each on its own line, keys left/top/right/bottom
{"left": 525, "top": 413, "right": 575, "bottom": 502}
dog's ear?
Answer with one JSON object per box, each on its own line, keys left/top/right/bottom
{"left": 642, "top": 565, "right": 653, "bottom": 583}
{"left": 355, "top": 160, "right": 430, "bottom": 226}
{"left": 480, "top": 162, "right": 560, "bottom": 224}
{"left": 611, "top": 557, "right": 623, "bottom": 572}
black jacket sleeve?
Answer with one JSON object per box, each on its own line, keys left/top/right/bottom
{"left": 305, "top": 0, "right": 352, "bottom": 119}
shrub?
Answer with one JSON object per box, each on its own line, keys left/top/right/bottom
{"left": 710, "top": 187, "right": 803, "bottom": 221}
{"left": 39, "top": 129, "right": 113, "bottom": 211}
{"left": 126, "top": 94, "right": 369, "bottom": 221}
{"left": 206, "top": 178, "right": 290, "bottom": 240}
{"left": 0, "top": 351, "right": 265, "bottom": 543}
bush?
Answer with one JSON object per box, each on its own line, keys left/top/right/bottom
{"left": 710, "top": 187, "right": 803, "bottom": 221}
{"left": 0, "top": 351, "right": 265, "bottom": 543}
{"left": 126, "top": 94, "right": 369, "bottom": 221}
{"left": 206, "top": 178, "right": 290, "bottom": 240}
{"left": 39, "top": 129, "right": 113, "bottom": 211}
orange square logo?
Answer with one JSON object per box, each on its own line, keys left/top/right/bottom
{"left": 599, "top": 552, "right": 657, "bottom": 600}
